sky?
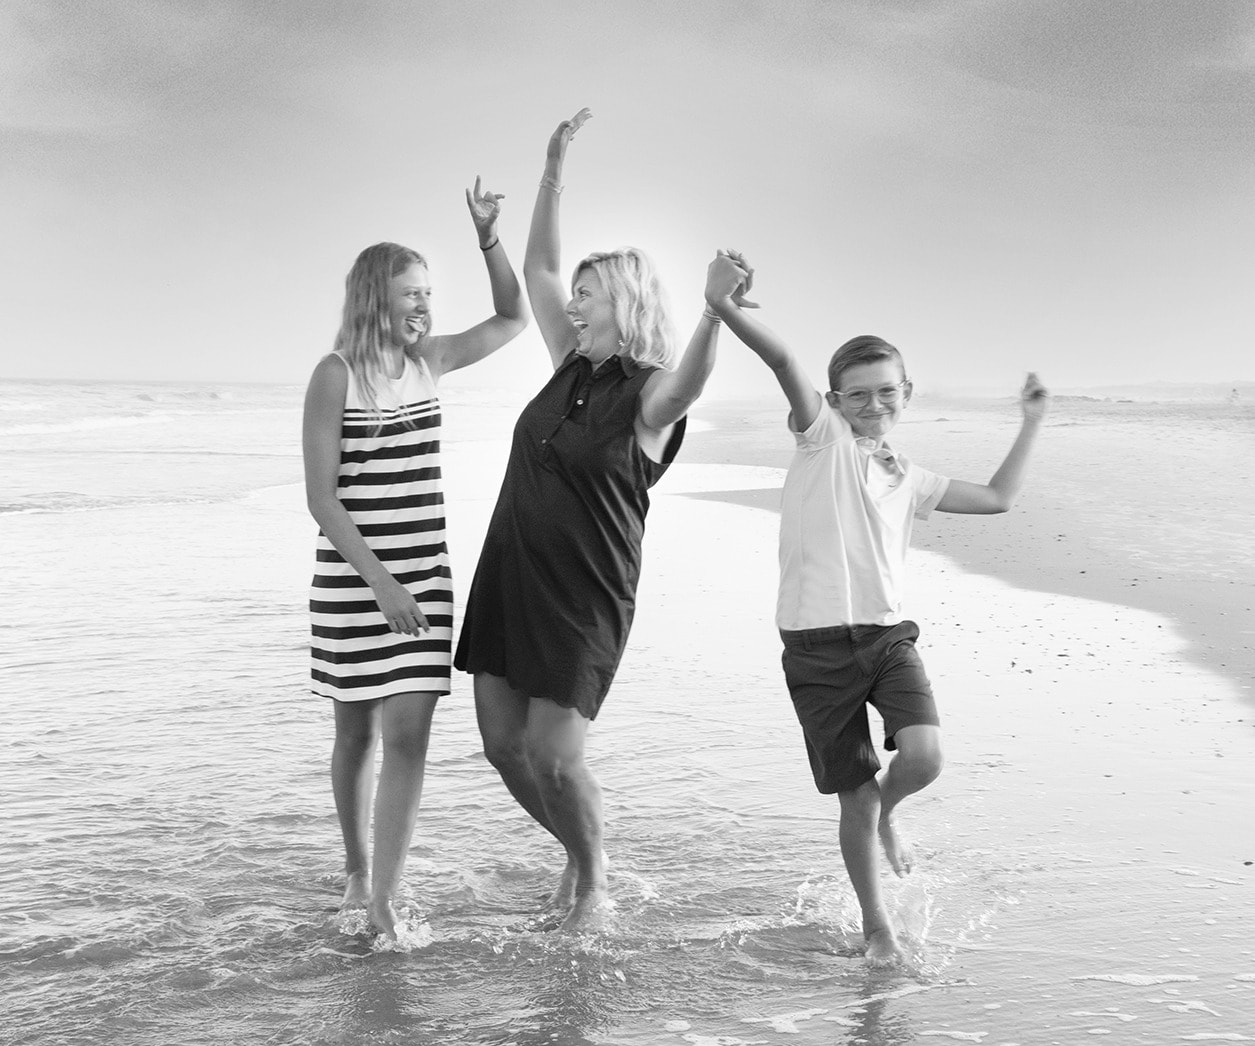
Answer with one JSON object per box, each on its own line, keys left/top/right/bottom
{"left": 3, "top": 0, "right": 1253, "bottom": 398}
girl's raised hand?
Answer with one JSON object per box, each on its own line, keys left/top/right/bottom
{"left": 465, "top": 175, "right": 503, "bottom": 242}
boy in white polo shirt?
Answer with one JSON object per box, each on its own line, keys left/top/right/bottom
{"left": 708, "top": 279, "right": 1049, "bottom": 964}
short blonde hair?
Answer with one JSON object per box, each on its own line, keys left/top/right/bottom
{"left": 574, "top": 248, "right": 677, "bottom": 370}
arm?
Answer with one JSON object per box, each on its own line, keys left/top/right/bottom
{"left": 639, "top": 251, "right": 749, "bottom": 429}
{"left": 422, "top": 176, "right": 528, "bottom": 379}
{"left": 524, "top": 108, "right": 591, "bottom": 369}
{"left": 302, "top": 355, "right": 428, "bottom": 635}
{"left": 708, "top": 261, "right": 823, "bottom": 431}
{"left": 936, "top": 373, "right": 1050, "bottom": 514}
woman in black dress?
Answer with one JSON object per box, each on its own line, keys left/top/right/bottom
{"left": 454, "top": 110, "right": 751, "bottom": 932}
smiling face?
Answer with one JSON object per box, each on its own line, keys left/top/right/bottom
{"left": 386, "top": 262, "right": 432, "bottom": 348}
{"left": 566, "top": 267, "right": 619, "bottom": 362}
{"left": 826, "top": 359, "right": 912, "bottom": 441}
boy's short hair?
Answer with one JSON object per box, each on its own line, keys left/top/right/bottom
{"left": 827, "top": 335, "right": 906, "bottom": 391}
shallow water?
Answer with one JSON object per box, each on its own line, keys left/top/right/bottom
{"left": 2, "top": 380, "right": 1253, "bottom": 1044}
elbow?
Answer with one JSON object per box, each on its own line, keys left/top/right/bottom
{"left": 305, "top": 490, "right": 336, "bottom": 525}
{"left": 989, "top": 494, "right": 1015, "bottom": 514}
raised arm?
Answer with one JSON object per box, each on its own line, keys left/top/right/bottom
{"left": 708, "top": 261, "right": 823, "bottom": 431}
{"left": 638, "top": 251, "right": 748, "bottom": 430}
{"left": 524, "top": 108, "right": 591, "bottom": 369}
{"left": 937, "top": 373, "right": 1050, "bottom": 514}
{"left": 302, "top": 355, "right": 429, "bottom": 635}
{"left": 421, "top": 176, "right": 528, "bottom": 379}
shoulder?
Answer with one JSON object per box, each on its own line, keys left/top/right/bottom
{"left": 309, "top": 352, "right": 349, "bottom": 389}
{"left": 792, "top": 402, "right": 843, "bottom": 446}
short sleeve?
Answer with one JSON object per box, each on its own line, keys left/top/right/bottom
{"left": 912, "top": 468, "right": 950, "bottom": 519}
{"left": 793, "top": 403, "right": 842, "bottom": 450}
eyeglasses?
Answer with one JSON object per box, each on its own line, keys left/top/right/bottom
{"left": 830, "top": 381, "right": 909, "bottom": 408}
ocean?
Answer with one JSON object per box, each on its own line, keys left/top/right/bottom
{"left": 2, "top": 377, "right": 1252, "bottom": 1045}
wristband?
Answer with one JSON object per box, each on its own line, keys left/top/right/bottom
{"left": 539, "top": 176, "right": 564, "bottom": 194}
{"left": 479, "top": 237, "right": 499, "bottom": 251}
{"left": 702, "top": 305, "right": 723, "bottom": 323}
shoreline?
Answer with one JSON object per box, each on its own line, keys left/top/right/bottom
{"left": 679, "top": 399, "right": 1254, "bottom": 708}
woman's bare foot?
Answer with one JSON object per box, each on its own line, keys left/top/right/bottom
{"left": 864, "top": 925, "right": 904, "bottom": 965}
{"left": 878, "top": 815, "right": 913, "bottom": 876}
{"left": 559, "top": 889, "right": 615, "bottom": 935}
{"left": 544, "top": 857, "right": 578, "bottom": 910}
{"left": 340, "top": 870, "right": 371, "bottom": 909}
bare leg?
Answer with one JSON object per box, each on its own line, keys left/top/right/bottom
{"left": 475, "top": 673, "right": 574, "bottom": 902}
{"left": 877, "top": 725, "right": 944, "bottom": 876}
{"left": 331, "top": 699, "right": 381, "bottom": 908}
{"left": 367, "top": 692, "right": 439, "bottom": 939}
{"left": 523, "top": 699, "right": 612, "bottom": 933}
{"left": 838, "top": 779, "right": 902, "bottom": 963}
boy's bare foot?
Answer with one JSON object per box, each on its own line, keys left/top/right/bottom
{"left": 864, "top": 925, "right": 904, "bottom": 965}
{"left": 367, "top": 897, "right": 400, "bottom": 941}
{"left": 340, "top": 870, "right": 371, "bottom": 909}
{"left": 559, "top": 889, "right": 615, "bottom": 935}
{"left": 878, "top": 815, "right": 913, "bottom": 876}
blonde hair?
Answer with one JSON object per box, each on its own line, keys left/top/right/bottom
{"left": 573, "top": 248, "right": 677, "bottom": 369}
{"left": 333, "top": 242, "right": 428, "bottom": 420}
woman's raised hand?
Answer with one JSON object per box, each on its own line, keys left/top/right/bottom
{"left": 706, "top": 248, "right": 760, "bottom": 309}
{"left": 545, "top": 107, "right": 593, "bottom": 170}
{"left": 465, "top": 175, "right": 503, "bottom": 246}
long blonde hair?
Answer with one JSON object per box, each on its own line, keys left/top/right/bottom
{"left": 333, "top": 242, "right": 428, "bottom": 420}
{"left": 574, "top": 248, "right": 677, "bottom": 370}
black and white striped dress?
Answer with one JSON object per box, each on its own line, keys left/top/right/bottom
{"left": 310, "top": 352, "right": 452, "bottom": 701}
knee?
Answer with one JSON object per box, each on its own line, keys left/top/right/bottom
{"left": 838, "top": 778, "right": 881, "bottom": 826}
{"left": 525, "top": 743, "right": 580, "bottom": 796}
{"left": 897, "top": 746, "right": 944, "bottom": 787}
{"left": 482, "top": 734, "right": 527, "bottom": 776}
{"left": 335, "top": 720, "right": 378, "bottom": 755}
{"left": 382, "top": 724, "right": 431, "bottom": 762}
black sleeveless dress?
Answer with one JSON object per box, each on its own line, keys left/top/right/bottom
{"left": 454, "top": 350, "right": 685, "bottom": 718}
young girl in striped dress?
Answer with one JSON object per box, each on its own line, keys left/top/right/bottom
{"left": 302, "top": 178, "right": 527, "bottom": 939}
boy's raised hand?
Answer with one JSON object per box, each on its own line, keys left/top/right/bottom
{"left": 1021, "top": 372, "right": 1050, "bottom": 421}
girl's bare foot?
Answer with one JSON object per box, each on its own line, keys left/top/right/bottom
{"left": 340, "top": 870, "right": 371, "bottom": 909}
{"left": 367, "top": 896, "right": 399, "bottom": 941}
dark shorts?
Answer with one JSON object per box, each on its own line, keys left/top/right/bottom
{"left": 780, "top": 620, "right": 940, "bottom": 795}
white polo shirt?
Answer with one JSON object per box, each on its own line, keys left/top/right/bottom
{"left": 777, "top": 405, "right": 949, "bottom": 631}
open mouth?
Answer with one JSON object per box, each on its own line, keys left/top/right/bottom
{"left": 405, "top": 315, "right": 428, "bottom": 335}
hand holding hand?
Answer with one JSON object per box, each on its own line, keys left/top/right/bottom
{"left": 1020, "top": 372, "right": 1050, "bottom": 422}
{"left": 465, "top": 175, "right": 503, "bottom": 246}
{"left": 373, "top": 577, "right": 430, "bottom": 636}
{"left": 706, "top": 248, "right": 760, "bottom": 310}
{"left": 545, "top": 107, "right": 592, "bottom": 171}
